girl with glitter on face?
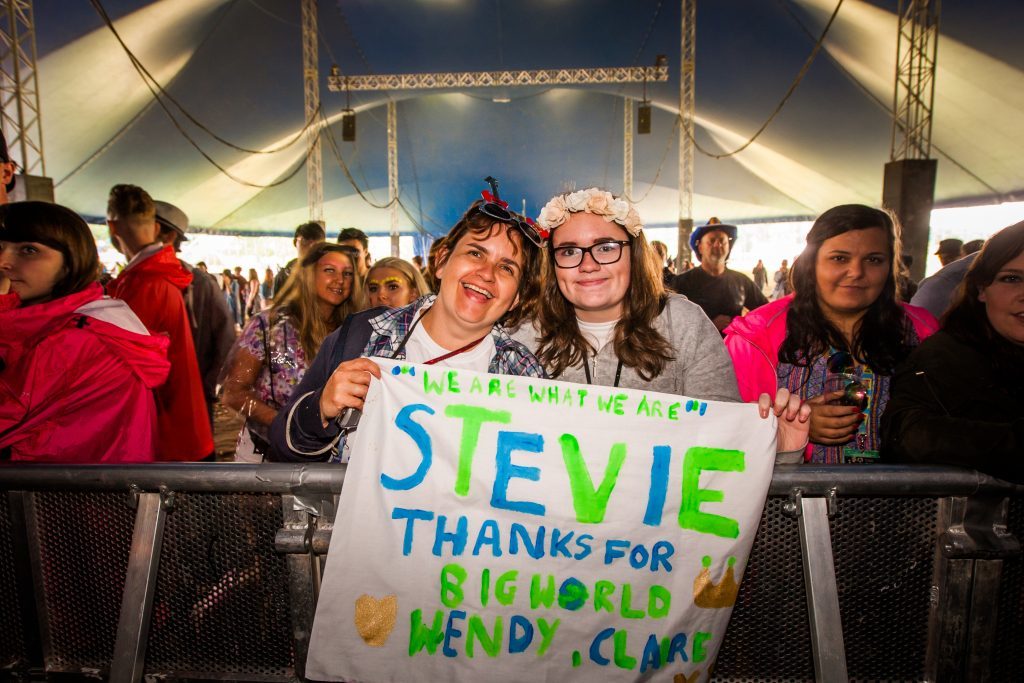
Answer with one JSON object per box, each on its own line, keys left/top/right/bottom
{"left": 364, "top": 256, "right": 430, "bottom": 309}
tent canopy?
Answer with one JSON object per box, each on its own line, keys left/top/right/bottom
{"left": 32, "top": 0, "right": 1024, "bottom": 236}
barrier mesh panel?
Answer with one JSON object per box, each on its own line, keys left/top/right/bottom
{"left": 0, "top": 494, "right": 27, "bottom": 669}
{"left": 33, "top": 491, "right": 134, "bottom": 672}
{"left": 992, "top": 497, "right": 1024, "bottom": 678}
{"left": 712, "top": 497, "right": 813, "bottom": 682}
{"left": 145, "top": 492, "right": 294, "bottom": 679}
{"left": 831, "top": 497, "right": 937, "bottom": 682}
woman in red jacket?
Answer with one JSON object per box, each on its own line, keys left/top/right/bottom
{"left": 724, "top": 204, "right": 938, "bottom": 464}
{"left": 0, "top": 201, "right": 170, "bottom": 462}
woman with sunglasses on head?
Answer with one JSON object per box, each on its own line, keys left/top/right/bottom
{"left": 365, "top": 256, "right": 431, "bottom": 309}
{"left": 269, "top": 178, "right": 546, "bottom": 462}
{"left": 222, "top": 242, "right": 364, "bottom": 461}
{"left": 0, "top": 201, "right": 170, "bottom": 462}
{"left": 724, "top": 204, "right": 938, "bottom": 464}
{"left": 517, "top": 188, "right": 810, "bottom": 459}
{"left": 882, "top": 221, "right": 1024, "bottom": 482}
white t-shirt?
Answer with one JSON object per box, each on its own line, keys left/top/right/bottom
{"left": 576, "top": 317, "right": 617, "bottom": 354}
{"left": 404, "top": 318, "right": 495, "bottom": 374}
{"left": 341, "top": 310, "right": 495, "bottom": 463}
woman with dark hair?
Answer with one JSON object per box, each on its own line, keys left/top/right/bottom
{"left": 518, "top": 188, "right": 810, "bottom": 458}
{"left": 0, "top": 201, "right": 170, "bottom": 462}
{"left": 725, "top": 204, "right": 939, "bottom": 464}
{"left": 222, "top": 243, "right": 364, "bottom": 461}
{"left": 883, "top": 221, "right": 1024, "bottom": 481}
{"left": 270, "top": 178, "right": 547, "bottom": 463}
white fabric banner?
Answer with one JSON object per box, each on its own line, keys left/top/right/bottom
{"left": 306, "top": 358, "right": 777, "bottom": 683}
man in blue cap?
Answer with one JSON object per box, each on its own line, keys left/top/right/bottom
{"left": 670, "top": 217, "right": 767, "bottom": 332}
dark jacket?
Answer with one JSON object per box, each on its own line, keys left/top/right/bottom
{"left": 670, "top": 267, "right": 768, "bottom": 322}
{"left": 181, "top": 261, "right": 234, "bottom": 406}
{"left": 882, "top": 329, "right": 1024, "bottom": 482}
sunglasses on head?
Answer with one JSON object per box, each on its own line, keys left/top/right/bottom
{"left": 478, "top": 176, "right": 547, "bottom": 248}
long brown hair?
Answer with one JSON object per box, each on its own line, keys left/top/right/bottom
{"left": 534, "top": 210, "right": 674, "bottom": 380}
{"left": 780, "top": 204, "right": 911, "bottom": 374}
{"left": 272, "top": 242, "right": 365, "bottom": 359}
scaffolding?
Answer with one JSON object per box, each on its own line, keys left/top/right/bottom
{"left": 300, "top": 0, "right": 323, "bottom": 224}
{"left": 0, "top": 0, "right": 44, "bottom": 175}
{"left": 890, "top": 0, "right": 941, "bottom": 161}
{"left": 678, "top": 0, "right": 696, "bottom": 264}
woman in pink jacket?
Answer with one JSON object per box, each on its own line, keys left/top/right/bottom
{"left": 724, "top": 204, "right": 938, "bottom": 464}
{"left": 0, "top": 201, "right": 170, "bottom": 462}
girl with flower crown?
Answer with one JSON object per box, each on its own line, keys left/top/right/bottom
{"left": 515, "top": 188, "right": 810, "bottom": 457}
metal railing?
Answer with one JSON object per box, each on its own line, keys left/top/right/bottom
{"left": 1, "top": 463, "right": 1022, "bottom": 682}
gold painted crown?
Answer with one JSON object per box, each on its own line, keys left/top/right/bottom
{"left": 693, "top": 555, "right": 739, "bottom": 609}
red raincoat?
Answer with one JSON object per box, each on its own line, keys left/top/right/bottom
{"left": 0, "top": 283, "right": 170, "bottom": 462}
{"left": 107, "top": 244, "right": 214, "bottom": 460}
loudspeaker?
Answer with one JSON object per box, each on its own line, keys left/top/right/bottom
{"left": 882, "top": 159, "right": 937, "bottom": 281}
{"left": 341, "top": 110, "right": 356, "bottom": 142}
{"left": 637, "top": 104, "right": 652, "bottom": 135}
{"left": 10, "top": 174, "right": 54, "bottom": 202}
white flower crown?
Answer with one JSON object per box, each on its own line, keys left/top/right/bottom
{"left": 536, "top": 188, "right": 643, "bottom": 236}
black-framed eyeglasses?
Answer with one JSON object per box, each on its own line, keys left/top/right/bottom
{"left": 551, "top": 240, "right": 631, "bottom": 269}
{"left": 478, "top": 176, "right": 547, "bottom": 247}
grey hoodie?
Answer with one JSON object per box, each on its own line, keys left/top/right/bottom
{"left": 512, "top": 293, "right": 741, "bottom": 402}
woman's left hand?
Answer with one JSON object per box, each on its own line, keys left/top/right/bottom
{"left": 757, "top": 388, "right": 811, "bottom": 453}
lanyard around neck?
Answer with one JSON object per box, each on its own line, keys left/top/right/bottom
{"left": 392, "top": 307, "right": 489, "bottom": 365}
{"left": 581, "top": 349, "right": 623, "bottom": 388}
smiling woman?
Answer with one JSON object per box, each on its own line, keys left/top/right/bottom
{"left": 269, "top": 178, "right": 547, "bottom": 463}
{"left": 883, "top": 221, "right": 1024, "bottom": 482}
{"left": 221, "top": 242, "right": 365, "bottom": 461}
{"left": 725, "top": 204, "right": 940, "bottom": 464}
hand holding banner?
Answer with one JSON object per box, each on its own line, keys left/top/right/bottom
{"left": 306, "top": 359, "right": 778, "bottom": 682}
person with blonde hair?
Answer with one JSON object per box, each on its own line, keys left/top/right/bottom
{"left": 365, "top": 256, "right": 430, "bottom": 309}
{"left": 222, "top": 242, "right": 364, "bottom": 460}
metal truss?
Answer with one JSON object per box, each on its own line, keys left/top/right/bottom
{"left": 678, "top": 0, "right": 696, "bottom": 263}
{"left": 0, "top": 0, "right": 44, "bottom": 175}
{"left": 623, "top": 99, "right": 633, "bottom": 199}
{"left": 328, "top": 65, "right": 668, "bottom": 92}
{"left": 301, "top": 0, "right": 323, "bottom": 224}
{"left": 890, "top": 0, "right": 940, "bottom": 161}
{"left": 387, "top": 100, "right": 398, "bottom": 256}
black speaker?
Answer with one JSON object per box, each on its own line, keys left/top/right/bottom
{"left": 342, "top": 110, "right": 356, "bottom": 142}
{"left": 637, "top": 104, "right": 652, "bottom": 135}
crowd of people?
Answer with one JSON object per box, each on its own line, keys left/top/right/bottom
{"left": 1, "top": 165, "right": 1021, "bottom": 482}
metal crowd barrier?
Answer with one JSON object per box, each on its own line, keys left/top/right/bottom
{"left": 1, "top": 463, "right": 1022, "bottom": 682}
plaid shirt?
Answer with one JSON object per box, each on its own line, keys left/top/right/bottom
{"left": 363, "top": 295, "right": 546, "bottom": 378}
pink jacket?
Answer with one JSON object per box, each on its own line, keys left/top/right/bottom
{"left": 0, "top": 284, "right": 171, "bottom": 463}
{"left": 723, "top": 295, "right": 940, "bottom": 403}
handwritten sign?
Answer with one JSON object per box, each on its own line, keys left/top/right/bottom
{"left": 305, "top": 359, "right": 777, "bottom": 682}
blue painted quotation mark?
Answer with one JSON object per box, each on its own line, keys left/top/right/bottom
{"left": 390, "top": 365, "right": 416, "bottom": 376}
{"left": 685, "top": 400, "right": 708, "bottom": 416}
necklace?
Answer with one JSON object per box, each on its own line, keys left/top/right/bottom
{"left": 392, "top": 307, "right": 489, "bottom": 365}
